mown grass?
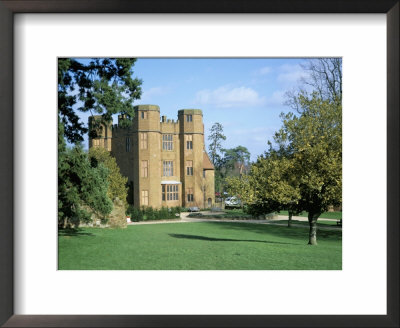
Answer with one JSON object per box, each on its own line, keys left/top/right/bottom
{"left": 58, "top": 222, "right": 341, "bottom": 270}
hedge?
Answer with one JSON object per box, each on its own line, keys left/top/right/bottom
{"left": 127, "top": 206, "right": 182, "bottom": 222}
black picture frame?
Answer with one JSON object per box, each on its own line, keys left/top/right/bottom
{"left": 0, "top": 1, "right": 398, "bottom": 327}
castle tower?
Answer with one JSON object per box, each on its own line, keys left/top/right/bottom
{"left": 89, "top": 105, "right": 214, "bottom": 209}
{"left": 133, "top": 105, "right": 161, "bottom": 208}
{"left": 160, "top": 114, "right": 181, "bottom": 208}
{"left": 178, "top": 109, "right": 205, "bottom": 208}
{"left": 88, "top": 115, "right": 112, "bottom": 151}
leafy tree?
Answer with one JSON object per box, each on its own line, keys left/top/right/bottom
{"left": 221, "top": 146, "right": 251, "bottom": 177}
{"left": 208, "top": 122, "right": 226, "bottom": 167}
{"left": 207, "top": 122, "right": 226, "bottom": 194}
{"left": 88, "top": 147, "right": 128, "bottom": 206}
{"left": 247, "top": 95, "right": 342, "bottom": 244}
{"left": 58, "top": 58, "right": 142, "bottom": 143}
{"left": 214, "top": 146, "right": 251, "bottom": 196}
{"left": 225, "top": 174, "right": 255, "bottom": 206}
{"left": 289, "top": 96, "right": 341, "bottom": 245}
{"left": 246, "top": 154, "right": 301, "bottom": 226}
{"left": 214, "top": 171, "right": 225, "bottom": 195}
{"left": 58, "top": 121, "right": 113, "bottom": 229}
{"left": 280, "top": 57, "right": 342, "bottom": 232}
{"left": 58, "top": 58, "right": 142, "bottom": 228}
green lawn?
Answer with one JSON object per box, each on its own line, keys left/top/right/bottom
{"left": 279, "top": 211, "right": 342, "bottom": 220}
{"left": 58, "top": 222, "right": 341, "bottom": 270}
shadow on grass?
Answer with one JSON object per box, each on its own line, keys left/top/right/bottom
{"left": 201, "top": 222, "right": 342, "bottom": 242}
{"left": 270, "top": 220, "right": 340, "bottom": 227}
{"left": 58, "top": 229, "right": 94, "bottom": 237}
{"left": 169, "top": 233, "right": 296, "bottom": 245}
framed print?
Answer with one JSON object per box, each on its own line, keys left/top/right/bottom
{"left": 0, "top": 1, "right": 398, "bottom": 327}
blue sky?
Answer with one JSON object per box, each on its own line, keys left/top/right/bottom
{"left": 76, "top": 58, "right": 309, "bottom": 161}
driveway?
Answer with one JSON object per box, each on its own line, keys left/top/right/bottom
{"left": 129, "top": 211, "right": 341, "bottom": 231}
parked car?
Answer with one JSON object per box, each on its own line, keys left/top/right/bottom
{"left": 188, "top": 206, "right": 200, "bottom": 212}
{"left": 225, "top": 197, "right": 241, "bottom": 208}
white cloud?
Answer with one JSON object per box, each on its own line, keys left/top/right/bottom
{"left": 140, "top": 86, "right": 170, "bottom": 101}
{"left": 267, "top": 90, "right": 286, "bottom": 106}
{"left": 221, "top": 126, "right": 276, "bottom": 161}
{"left": 277, "top": 64, "right": 308, "bottom": 85}
{"left": 195, "top": 85, "right": 266, "bottom": 108}
{"left": 257, "top": 66, "right": 272, "bottom": 75}
{"left": 231, "top": 126, "right": 274, "bottom": 137}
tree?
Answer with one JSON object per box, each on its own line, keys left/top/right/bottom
{"left": 58, "top": 121, "right": 113, "bottom": 229}
{"left": 221, "top": 146, "right": 251, "bottom": 177}
{"left": 289, "top": 96, "right": 341, "bottom": 244}
{"left": 58, "top": 58, "right": 142, "bottom": 143}
{"left": 280, "top": 57, "right": 342, "bottom": 233}
{"left": 225, "top": 174, "right": 255, "bottom": 206}
{"left": 302, "top": 58, "right": 342, "bottom": 102}
{"left": 207, "top": 122, "right": 226, "bottom": 194}
{"left": 285, "top": 58, "right": 342, "bottom": 112}
{"left": 58, "top": 58, "right": 142, "bottom": 228}
{"left": 215, "top": 146, "right": 251, "bottom": 196}
{"left": 247, "top": 94, "right": 342, "bottom": 244}
{"left": 208, "top": 122, "right": 226, "bottom": 167}
{"left": 88, "top": 147, "right": 128, "bottom": 206}
{"left": 247, "top": 154, "right": 301, "bottom": 226}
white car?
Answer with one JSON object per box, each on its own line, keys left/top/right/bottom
{"left": 225, "top": 197, "right": 240, "bottom": 208}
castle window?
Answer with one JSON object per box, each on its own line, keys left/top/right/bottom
{"left": 163, "top": 161, "right": 173, "bottom": 176}
{"left": 186, "top": 114, "right": 192, "bottom": 122}
{"left": 141, "top": 111, "right": 148, "bottom": 119}
{"left": 126, "top": 137, "right": 130, "bottom": 152}
{"left": 141, "top": 190, "right": 149, "bottom": 206}
{"left": 203, "top": 169, "right": 206, "bottom": 178}
{"left": 140, "top": 133, "right": 148, "bottom": 149}
{"left": 186, "top": 161, "right": 193, "bottom": 176}
{"left": 141, "top": 160, "right": 148, "bottom": 178}
{"left": 186, "top": 135, "right": 193, "bottom": 150}
{"left": 186, "top": 188, "right": 194, "bottom": 202}
{"left": 162, "top": 184, "right": 179, "bottom": 201}
{"left": 162, "top": 134, "right": 173, "bottom": 151}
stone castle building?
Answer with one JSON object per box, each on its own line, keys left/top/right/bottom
{"left": 89, "top": 105, "right": 215, "bottom": 209}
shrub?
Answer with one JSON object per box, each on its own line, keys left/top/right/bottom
{"left": 126, "top": 205, "right": 133, "bottom": 216}
{"left": 188, "top": 213, "right": 203, "bottom": 218}
{"left": 143, "top": 206, "right": 154, "bottom": 221}
{"left": 88, "top": 147, "right": 128, "bottom": 207}
{"left": 168, "top": 207, "right": 181, "bottom": 219}
{"left": 129, "top": 206, "right": 143, "bottom": 222}
{"left": 108, "top": 198, "right": 127, "bottom": 228}
{"left": 126, "top": 206, "right": 182, "bottom": 221}
{"left": 158, "top": 207, "right": 169, "bottom": 220}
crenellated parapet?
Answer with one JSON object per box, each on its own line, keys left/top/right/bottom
{"left": 88, "top": 115, "right": 113, "bottom": 151}
{"left": 88, "top": 105, "right": 213, "bottom": 209}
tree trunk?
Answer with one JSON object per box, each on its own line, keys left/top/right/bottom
{"left": 308, "top": 212, "right": 320, "bottom": 245}
{"left": 288, "top": 211, "right": 293, "bottom": 228}
{"left": 63, "top": 217, "right": 68, "bottom": 229}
